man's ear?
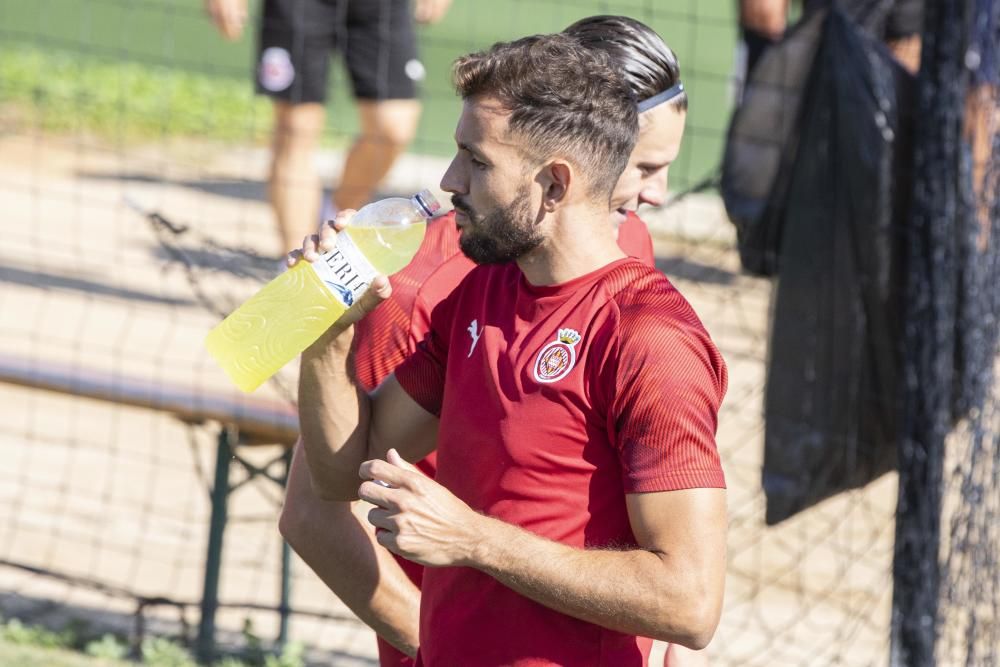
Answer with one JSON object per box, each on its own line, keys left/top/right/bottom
{"left": 540, "top": 160, "right": 572, "bottom": 211}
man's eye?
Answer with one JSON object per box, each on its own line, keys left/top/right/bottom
{"left": 470, "top": 157, "right": 487, "bottom": 169}
{"left": 640, "top": 164, "right": 668, "bottom": 177}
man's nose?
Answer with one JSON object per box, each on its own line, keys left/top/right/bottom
{"left": 638, "top": 178, "right": 667, "bottom": 207}
{"left": 638, "top": 190, "right": 664, "bottom": 207}
{"left": 440, "top": 158, "right": 466, "bottom": 195}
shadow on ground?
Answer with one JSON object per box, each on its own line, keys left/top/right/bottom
{"left": 0, "top": 261, "right": 197, "bottom": 307}
{"left": 78, "top": 170, "right": 410, "bottom": 208}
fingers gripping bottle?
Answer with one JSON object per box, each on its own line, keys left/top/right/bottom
{"left": 206, "top": 190, "right": 440, "bottom": 392}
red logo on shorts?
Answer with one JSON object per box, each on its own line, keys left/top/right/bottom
{"left": 533, "top": 328, "right": 581, "bottom": 384}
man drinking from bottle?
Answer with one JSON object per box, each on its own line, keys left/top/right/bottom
{"left": 292, "top": 32, "right": 727, "bottom": 666}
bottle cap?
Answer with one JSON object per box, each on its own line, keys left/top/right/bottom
{"left": 413, "top": 189, "right": 442, "bottom": 218}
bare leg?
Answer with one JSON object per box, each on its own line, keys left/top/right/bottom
{"left": 963, "top": 84, "right": 999, "bottom": 249}
{"left": 269, "top": 101, "right": 326, "bottom": 253}
{"left": 739, "top": 0, "right": 789, "bottom": 38}
{"left": 738, "top": 0, "right": 789, "bottom": 80}
{"left": 887, "top": 34, "right": 922, "bottom": 75}
{"left": 332, "top": 99, "right": 422, "bottom": 211}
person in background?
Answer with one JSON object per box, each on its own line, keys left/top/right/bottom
{"left": 964, "top": 0, "right": 998, "bottom": 247}
{"left": 279, "top": 15, "right": 711, "bottom": 667}
{"left": 736, "top": 0, "right": 922, "bottom": 80}
{"left": 205, "top": 0, "right": 452, "bottom": 255}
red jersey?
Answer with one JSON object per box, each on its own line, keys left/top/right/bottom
{"left": 400, "top": 211, "right": 655, "bottom": 389}
{"left": 351, "top": 211, "right": 659, "bottom": 667}
{"left": 618, "top": 210, "right": 655, "bottom": 266}
{"left": 394, "top": 258, "right": 727, "bottom": 667}
{"left": 353, "top": 210, "right": 656, "bottom": 439}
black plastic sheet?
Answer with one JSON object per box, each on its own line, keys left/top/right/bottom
{"left": 757, "top": 7, "right": 914, "bottom": 524}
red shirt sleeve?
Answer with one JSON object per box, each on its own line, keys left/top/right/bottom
{"left": 393, "top": 282, "right": 460, "bottom": 417}
{"left": 617, "top": 211, "right": 656, "bottom": 267}
{"left": 352, "top": 282, "right": 415, "bottom": 393}
{"left": 606, "top": 279, "right": 728, "bottom": 493}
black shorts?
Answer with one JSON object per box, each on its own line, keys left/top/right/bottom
{"left": 882, "top": 0, "right": 922, "bottom": 40}
{"left": 256, "top": 0, "right": 421, "bottom": 104}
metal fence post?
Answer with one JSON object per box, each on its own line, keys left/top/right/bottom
{"left": 196, "top": 425, "right": 234, "bottom": 663}
{"left": 278, "top": 446, "right": 294, "bottom": 649}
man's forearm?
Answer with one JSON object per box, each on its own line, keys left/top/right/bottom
{"left": 280, "top": 443, "right": 420, "bottom": 656}
{"left": 298, "top": 327, "right": 372, "bottom": 500}
{"left": 341, "top": 500, "right": 421, "bottom": 657}
{"left": 361, "top": 458, "right": 725, "bottom": 650}
{"left": 467, "top": 516, "right": 718, "bottom": 649}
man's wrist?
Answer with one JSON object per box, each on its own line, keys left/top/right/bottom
{"left": 304, "top": 322, "right": 353, "bottom": 359}
{"left": 300, "top": 324, "right": 355, "bottom": 391}
{"left": 464, "top": 513, "right": 517, "bottom": 571}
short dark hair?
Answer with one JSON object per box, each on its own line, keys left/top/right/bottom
{"left": 564, "top": 15, "right": 688, "bottom": 112}
{"left": 452, "top": 33, "right": 638, "bottom": 200}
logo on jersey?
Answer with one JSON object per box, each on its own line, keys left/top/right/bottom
{"left": 533, "top": 328, "right": 581, "bottom": 384}
{"left": 467, "top": 319, "right": 482, "bottom": 358}
{"left": 259, "top": 47, "right": 294, "bottom": 92}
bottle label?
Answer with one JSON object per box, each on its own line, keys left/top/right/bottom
{"left": 310, "top": 232, "right": 379, "bottom": 308}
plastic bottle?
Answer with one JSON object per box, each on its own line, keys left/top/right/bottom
{"left": 205, "top": 190, "right": 440, "bottom": 392}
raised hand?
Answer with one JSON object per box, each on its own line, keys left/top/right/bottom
{"left": 413, "top": 0, "right": 453, "bottom": 25}
{"left": 292, "top": 210, "right": 393, "bottom": 337}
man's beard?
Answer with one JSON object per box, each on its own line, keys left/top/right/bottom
{"left": 453, "top": 186, "right": 542, "bottom": 265}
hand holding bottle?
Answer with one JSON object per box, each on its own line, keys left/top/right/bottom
{"left": 206, "top": 190, "right": 439, "bottom": 392}
{"left": 287, "top": 210, "right": 393, "bottom": 332}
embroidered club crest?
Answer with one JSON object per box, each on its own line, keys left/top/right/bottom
{"left": 533, "top": 328, "right": 581, "bottom": 384}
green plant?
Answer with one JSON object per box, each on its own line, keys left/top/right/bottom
{"left": 214, "top": 657, "right": 252, "bottom": 667}
{"left": 264, "top": 641, "right": 305, "bottom": 667}
{"left": 85, "top": 633, "right": 130, "bottom": 660}
{"left": 225, "top": 620, "right": 304, "bottom": 667}
{"left": 240, "top": 618, "right": 265, "bottom": 666}
{"left": 0, "top": 617, "right": 77, "bottom": 649}
{"left": 0, "top": 614, "right": 304, "bottom": 667}
{"left": 140, "top": 636, "right": 196, "bottom": 667}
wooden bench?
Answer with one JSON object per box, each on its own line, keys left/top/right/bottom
{"left": 0, "top": 351, "right": 299, "bottom": 661}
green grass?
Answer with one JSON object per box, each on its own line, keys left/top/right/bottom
{"left": 0, "top": 0, "right": 738, "bottom": 188}
{"left": 0, "top": 47, "right": 272, "bottom": 143}
{"left": 0, "top": 638, "right": 130, "bottom": 667}
{"left": 0, "top": 616, "right": 306, "bottom": 667}
{"left": 0, "top": 619, "right": 128, "bottom": 667}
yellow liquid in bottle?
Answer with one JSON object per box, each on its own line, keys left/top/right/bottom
{"left": 205, "top": 221, "right": 426, "bottom": 393}
{"left": 346, "top": 221, "right": 427, "bottom": 274}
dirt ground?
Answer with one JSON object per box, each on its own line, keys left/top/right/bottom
{"left": 0, "top": 132, "right": 897, "bottom": 666}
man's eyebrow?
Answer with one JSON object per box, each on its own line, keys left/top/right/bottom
{"left": 458, "top": 142, "right": 487, "bottom": 160}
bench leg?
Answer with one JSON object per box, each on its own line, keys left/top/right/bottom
{"left": 277, "top": 447, "right": 293, "bottom": 649}
{"left": 196, "top": 426, "right": 234, "bottom": 663}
